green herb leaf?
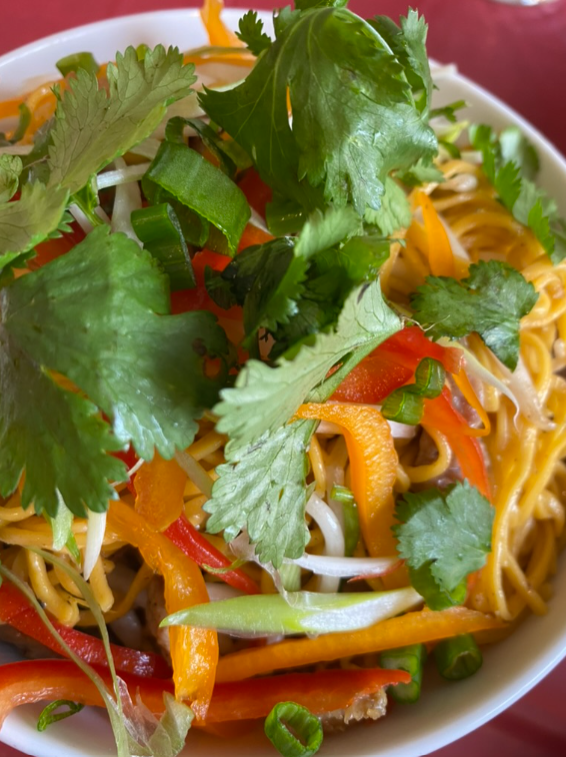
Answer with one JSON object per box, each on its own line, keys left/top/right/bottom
{"left": 411, "top": 259, "right": 538, "bottom": 370}
{"left": 205, "top": 419, "right": 315, "bottom": 566}
{"left": 394, "top": 481, "right": 494, "bottom": 601}
{"left": 48, "top": 45, "right": 196, "bottom": 194}
{"left": 200, "top": 5, "right": 436, "bottom": 216}
{"left": 470, "top": 123, "right": 566, "bottom": 263}
{"left": 364, "top": 176, "right": 412, "bottom": 235}
{"left": 0, "top": 182, "right": 69, "bottom": 273}
{"left": 215, "top": 278, "right": 400, "bottom": 450}
{"left": 0, "top": 155, "right": 23, "bottom": 203}
{"left": 236, "top": 10, "right": 272, "bottom": 55}
{"left": 429, "top": 100, "right": 467, "bottom": 124}
{"left": 0, "top": 226, "right": 230, "bottom": 515}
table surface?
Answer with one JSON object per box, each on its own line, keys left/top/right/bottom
{"left": 1, "top": 1, "right": 566, "bottom": 755}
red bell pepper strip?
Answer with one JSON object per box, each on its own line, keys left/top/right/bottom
{"left": 0, "top": 582, "right": 171, "bottom": 679}
{"left": 422, "top": 389, "right": 491, "bottom": 499}
{"left": 237, "top": 167, "right": 273, "bottom": 220}
{"left": 0, "top": 659, "right": 409, "bottom": 728}
{"left": 165, "top": 514, "right": 260, "bottom": 595}
{"left": 332, "top": 326, "right": 462, "bottom": 404}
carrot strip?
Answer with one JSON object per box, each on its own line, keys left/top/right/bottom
{"left": 215, "top": 607, "right": 503, "bottom": 682}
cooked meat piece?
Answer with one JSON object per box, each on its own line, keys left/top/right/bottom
{"left": 320, "top": 688, "right": 388, "bottom": 733}
{"left": 146, "top": 577, "right": 171, "bottom": 662}
{"left": 0, "top": 623, "right": 60, "bottom": 660}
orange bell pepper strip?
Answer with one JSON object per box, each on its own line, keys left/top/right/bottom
{"left": 134, "top": 452, "right": 187, "bottom": 531}
{"left": 0, "top": 660, "right": 409, "bottom": 728}
{"left": 296, "top": 403, "right": 398, "bottom": 557}
{"left": 200, "top": 0, "right": 243, "bottom": 48}
{"left": 106, "top": 501, "right": 218, "bottom": 718}
{"left": 0, "top": 582, "right": 171, "bottom": 679}
{"left": 0, "top": 96, "right": 23, "bottom": 120}
{"left": 415, "top": 191, "right": 456, "bottom": 278}
{"left": 215, "top": 607, "right": 502, "bottom": 683}
{"left": 422, "top": 389, "right": 491, "bottom": 500}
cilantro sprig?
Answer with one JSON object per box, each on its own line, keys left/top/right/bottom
{"left": 200, "top": 5, "right": 437, "bottom": 220}
{"left": 470, "top": 124, "right": 566, "bottom": 264}
{"left": 411, "top": 259, "right": 538, "bottom": 370}
{"left": 0, "top": 227, "right": 229, "bottom": 516}
{"left": 394, "top": 481, "right": 494, "bottom": 610}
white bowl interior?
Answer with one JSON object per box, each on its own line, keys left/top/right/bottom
{"left": 1, "top": 8, "right": 566, "bottom": 757}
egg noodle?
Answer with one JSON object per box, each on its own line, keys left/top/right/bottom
{"left": 0, "top": 0, "right": 565, "bottom": 752}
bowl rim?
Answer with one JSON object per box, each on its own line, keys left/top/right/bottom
{"left": 1, "top": 7, "right": 566, "bottom": 757}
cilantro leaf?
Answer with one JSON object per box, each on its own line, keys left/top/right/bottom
{"left": 470, "top": 123, "right": 566, "bottom": 263}
{"left": 411, "top": 259, "right": 538, "bottom": 370}
{"left": 200, "top": 5, "right": 436, "bottom": 216}
{"left": 394, "top": 481, "right": 494, "bottom": 600}
{"left": 429, "top": 100, "right": 467, "bottom": 124}
{"left": 0, "top": 335, "right": 126, "bottom": 517}
{"left": 2, "top": 226, "right": 230, "bottom": 465}
{"left": 395, "top": 158, "right": 444, "bottom": 188}
{"left": 364, "top": 176, "right": 412, "bottom": 235}
{"left": 0, "top": 155, "right": 22, "bottom": 203}
{"left": 215, "top": 277, "right": 400, "bottom": 450}
{"left": 370, "top": 10, "right": 433, "bottom": 114}
{"left": 207, "top": 206, "right": 363, "bottom": 343}
{"left": 0, "top": 182, "right": 69, "bottom": 272}
{"left": 205, "top": 419, "right": 315, "bottom": 567}
{"left": 236, "top": 10, "right": 272, "bottom": 55}
{"left": 48, "top": 45, "right": 196, "bottom": 194}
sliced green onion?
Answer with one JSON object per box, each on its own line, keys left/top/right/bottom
{"left": 381, "top": 389, "right": 423, "bottom": 425}
{"left": 142, "top": 142, "right": 250, "bottom": 255}
{"left": 56, "top": 52, "right": 99, "bottom": 79}
{"left": 131, "top": 203, "right": 195, "bottom": 291}
{"left": 0, "top": 103, "right": 31, "bottom": 146}
{"left": 381, "top": 358, "right": 445, "bottom": 425}
{"left": 413, "top": 357, "right": 446, "bottom": 398}
{"left": 160, "top": 586, "right": 421, "bottom": 636}
{"left": 165, "top": 116, "right": 237, "bottom": 178}
{"left": 380, "top": 644, "right": 426, "bottom": 703}
{"left": 343, "top": 500, "right": 360, "bottom": 558}
{"left": 433, "top": 633, "right": 483, "bottom": 680}
{"left": 330, "top": 484, "right": 354, "bottom": 504}
{"left": 264, "top": 702, "right": 323, "bottom": 757}
{"left": 37, "top": 700, "right": 84, "bottom": 731}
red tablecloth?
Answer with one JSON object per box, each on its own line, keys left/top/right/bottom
{"left": 1, "top": 1, "right": 566, "bottom": 756}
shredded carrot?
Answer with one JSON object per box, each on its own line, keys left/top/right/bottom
{"left": 200, "top": 0, "right": 244, "bottom": 48}
{"left": 452, "top": 369, "right": 491, "bottom": 437}
{"left": 214, "top": 606, "right": 504, "bottom": 682}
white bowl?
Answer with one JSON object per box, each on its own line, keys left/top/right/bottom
{"left": 1, "top": 8, "right": 566, "bottom": 757}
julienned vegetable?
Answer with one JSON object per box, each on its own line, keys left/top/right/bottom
{"left": 0, "top": 660, "right": 411, "bottom": 726}
{"left": 0, "top": 0, "right": 563, "bottom": 754}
